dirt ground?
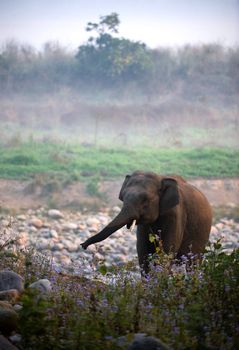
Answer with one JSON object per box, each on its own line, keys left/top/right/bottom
{"left": 0, "top": 178, "right": 238, "bottom": 212}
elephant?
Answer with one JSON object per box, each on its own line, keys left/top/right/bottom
{"left": 81, "top": 171, "right": 212, "bottom": 273}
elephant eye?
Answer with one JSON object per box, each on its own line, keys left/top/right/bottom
{"left": 139, "top": 193, "right": 148, "bottom": 203}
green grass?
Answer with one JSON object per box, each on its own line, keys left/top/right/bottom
{"left": 0, "top": 141, "right": 238, "bottom": 180}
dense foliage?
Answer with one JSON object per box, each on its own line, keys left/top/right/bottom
{"left": 0, "top": 13, "right": 238, "bottom": 99}
{"left": 75, "top": 13, "right": 153, "bottom": 85}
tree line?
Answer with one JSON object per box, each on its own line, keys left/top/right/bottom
{"left": 0, "top": 13, "right": 238, "bottom": 100}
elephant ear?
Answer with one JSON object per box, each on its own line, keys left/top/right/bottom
{"left": 119, "top": 175, "right": 131, "bottom": 201}
{"left": 159, "top": 178, "right": 179, "bottom": 213}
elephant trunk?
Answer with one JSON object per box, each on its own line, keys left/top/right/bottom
{"left": 81, "top": 205, "right": 137, "bottom": 249}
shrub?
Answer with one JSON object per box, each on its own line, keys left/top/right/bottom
{"left": 3, "top": 154, "right": 39, "bottom": 166}
{"left": 17, "top": 246, "right": 239, "bottom": 349}
{"left": 1, "top": 218, "right": 238, "bottom": 349}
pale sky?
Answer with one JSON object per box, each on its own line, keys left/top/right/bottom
{"left": 0, "top": 0, "right": 238, "bottom": 50}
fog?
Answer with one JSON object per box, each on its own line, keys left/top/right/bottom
{"left": 0, "top": 3, "right": 239, "bottom": 150}
{"left": 0, "top": 42, "right": 238, "bottom": 149}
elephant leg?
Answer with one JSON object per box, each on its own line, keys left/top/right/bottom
{"left": 159, "top": 208, "right": 185, "bottom": 256}
{"left": 136, "top": 225, "right": 156, "bottom": 274}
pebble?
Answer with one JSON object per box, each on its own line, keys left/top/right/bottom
{"left": 16, "top": 232, "right": 28, "bottom": 246}
{"left": 112, "top": 206, "right": 121, "bottom": 213}
{"left": 60, "top": 256, "right": 72, "bottom": 265}
{"left": 0, "top": 209, "right": 238, "bottom": 276}
{"left": 9, "top": 333, "right": 22, "bottom": 344}
{"left": 61, "top": 239, "right": 78, "bottom": 252}
{"left": 50, "top": 230, "right": 59, "bottom": 239}
{"left": 86, "top": 217, "right": 101, "bottom": 226}
{"left": 48, "top": 209, "right": 64, "bottom": 219}
{"left": 29, "top": 226, "right": 37, "bottom": 233}
{"left": 62, "top": 222, "right": 78, "bottom": 231}
{"left": 0, "top": 290, "right": 20, "bottom": 304}
{"left": 28, "top": 218, "right": 43, "bottom": 229}
{"left": 13, "top": 304, "right": 23, "bottom": 312}
{"left": 52, "top": 243, "right": 64, "bottom": 251}
{"left": 36, "top": 238, "right": 50, "bottom": 251}
{"left": 16, "top": 215, "right": 26, "bottom": 221}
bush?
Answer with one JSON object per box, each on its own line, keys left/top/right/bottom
{"left": 0, "top": 23, "right": 238, "bottom": 97}
{"left": 3, "top": 154, "right": 39, "bottom": 166}
{"left": 1, "top": 222, "right": 238, "bottom": 349}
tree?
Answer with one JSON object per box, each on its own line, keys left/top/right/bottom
{"left": 86, "top": 12, "right": 120, "bottom": 37}
{"left": 75, "top": 13, "right": 153, "bottom": 85}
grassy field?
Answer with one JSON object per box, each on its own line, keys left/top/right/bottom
{"left": 0, "top": 141, "right": 238, "bottom": 180}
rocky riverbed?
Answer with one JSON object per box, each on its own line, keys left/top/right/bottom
{"left": 1, "top": 207, "right": 239, "bottom": 276}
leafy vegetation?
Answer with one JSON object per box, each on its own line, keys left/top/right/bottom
{"left": 0, "top": 13, "right": 238, "bottom": 98}
{"left": 1, "top": 229, "right": 239, "bottom": 349}
{"left": 0, "top": 141, "right": 238, "bottom": 180}
{"left": 75, "top": 13, "right": 153, "bottom": 85}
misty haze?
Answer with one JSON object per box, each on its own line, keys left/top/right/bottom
{"left": 0, "top": 38, "right": 238, "bottom": 148}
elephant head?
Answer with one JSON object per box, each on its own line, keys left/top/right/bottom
{"left": 81, "top": 172, "right": 180, "bottom": 250}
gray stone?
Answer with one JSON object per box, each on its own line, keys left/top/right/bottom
{"left": 0, "top": 271, "right": 24, "bottom": 293}
{"left": 62, "top": 222, "right": 78, "bottom": 231}
{"left": 61, "top": 239, "right": 78, "bottom": 252}
{"left": 1, "top": 219, "right": 10, "bottom": 227}
{"left": 29, "top": 226, "right": 38, "bottom": 233}
{"left": 16, "top": 214, "right": 27, "bottom": 221}
{"left": 78, "top": 223, "right": 87, "bottom": 230}
{"left": 97, "top": 214, "right": 109, "bottom": 225}
{"left": 39, "top": 228, "right": 52, "bottom": 237}
{"left": 0, "top": 301, "right": 19, "bottom": 335}
{"left": 0, "top": 334, "right": 19, "bottom": 350}
{"left": 29, "top": 279, "right": 52, "bottom": 293}
{"left": 51, "top": 243, "right": 64, "bottom": 251}
{"left": 48, "top": 209, "right": 64, "bottom": 219}
{"left": 88, "top": 226, "right": 99, "bottom": 233}
{"left": 50, "top": 229, "right": 59, "bottom": 239}
{"left": 126, "top": 333, "right": 171, "bottom": 350}
{"left": 18, "top": 225, "right": 28, "bottom": 232}
{"left": 13, "top": 304, "right": 23, "bottom": 312}
{"left": 86, "top": 217, "right": 101, "bottom": 226}
{"left": 8, "top": 333, "right": 22, "bottom": 345}
{"left": 36, "top": 238, "right": 50, "bottom": 250}
{"left": 112, "top": 206, "right": 121, "bottom": 213}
